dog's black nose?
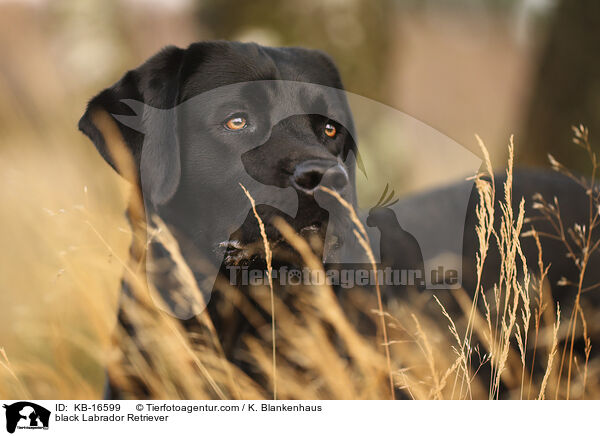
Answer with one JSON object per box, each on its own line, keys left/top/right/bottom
{"left": 291, "top": 160, "right": 349, "bottom": 194}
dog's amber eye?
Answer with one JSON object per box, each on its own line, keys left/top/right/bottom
{"left": 225, "top": 116, "right": 247, "bottom": 130}
{"left": 324, "top": 123, "right": 337, "bottom": 138}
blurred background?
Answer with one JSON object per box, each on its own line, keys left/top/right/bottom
{"left": 3, "top": 0, "right": 599, "bottom": 165}
{"left": 0, "top": 0, "right": 599, "bottom": 397}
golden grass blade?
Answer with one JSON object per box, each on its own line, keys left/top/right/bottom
{"left": 239, "top": 183, "right": 277, "bottom": 400}
{"left": 318, "top": 186, "right": 395, "bottom": 400}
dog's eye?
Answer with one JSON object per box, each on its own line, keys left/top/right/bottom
{"left": 324, "top": 123, "right": 337, "bottom": 138}
{"left": 224, "top": 115, "right": 248, "bottom": 131}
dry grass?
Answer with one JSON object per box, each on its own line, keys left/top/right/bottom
{"left": 240, "top": 183, "right": 277, "bottom": 399}
{"left": 1, "top": 112, "right": 599, "bottom": 398}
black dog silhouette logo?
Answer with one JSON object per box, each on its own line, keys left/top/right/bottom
{"left": 3, "top": 402, "right": 50, "bottom": 434}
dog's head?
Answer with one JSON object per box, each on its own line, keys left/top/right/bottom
{"left": 79, "top": 41, "right": 357, "bottom": 277}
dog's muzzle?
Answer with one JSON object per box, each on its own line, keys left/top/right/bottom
{"left": 290, "top": 160, "right": 349, "bottom": 195}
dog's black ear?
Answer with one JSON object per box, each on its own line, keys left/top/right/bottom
{"left": 78, "top": 46, "right": 185, "bottom": 205}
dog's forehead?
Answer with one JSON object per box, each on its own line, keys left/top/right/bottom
{"left": 179, "top": 42, "right": 343, "bottom": 103}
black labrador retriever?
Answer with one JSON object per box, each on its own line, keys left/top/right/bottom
{"left": 79, "top": 41, "right": 599, "bottom": 399}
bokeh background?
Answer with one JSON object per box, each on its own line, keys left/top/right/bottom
{"left": 0, "top": 0, "right": 599, "bottom": 397}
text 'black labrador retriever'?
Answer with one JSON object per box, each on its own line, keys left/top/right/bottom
{"left": 79, "top": 41, "right": 599, "bottom": 399}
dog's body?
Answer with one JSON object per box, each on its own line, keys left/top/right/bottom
{"left": 80, "top": 41, "right": 599, "bottom": 399}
